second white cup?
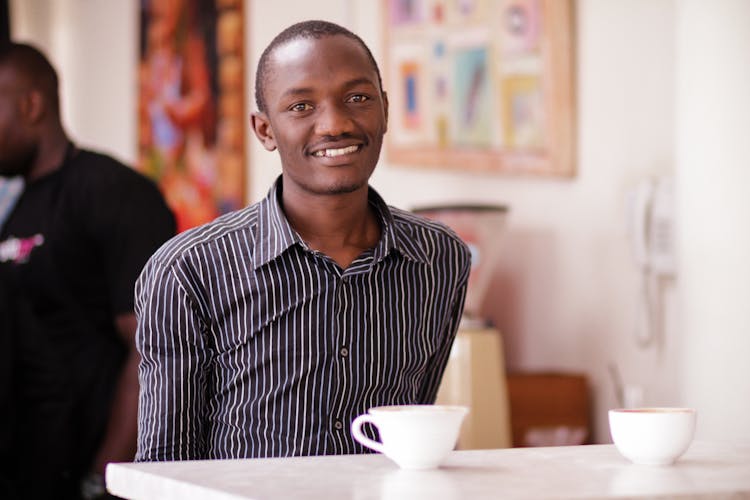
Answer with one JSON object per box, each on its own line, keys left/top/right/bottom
{"left": 609, "top": 407, "right": 696, "bottom": 465}
{"left": 351, "top": 404, "right": 468, "bottom": 470}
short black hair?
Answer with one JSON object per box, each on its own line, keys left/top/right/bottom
{"left": 0, "top": 42, "right": 60, "bottom": 115}
{"left": 254, "top": 20, "right": 383, "bottom": 113}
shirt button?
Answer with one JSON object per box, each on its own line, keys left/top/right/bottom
{"left": 334, "top": 420, "right": 344, "bottom": 431}
{"left": 340, "top": 347, "right": 349, "bottom": 357}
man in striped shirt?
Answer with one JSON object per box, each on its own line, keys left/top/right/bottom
{"left": 135, "top": 20, "right": 471, "bottom": 461}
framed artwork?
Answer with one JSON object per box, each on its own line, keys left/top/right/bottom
{"left": 384, "top": 0, "right": 576, "bottom": 176}
{"left": 138, "top": 0, "right": 245, "bottom": 232}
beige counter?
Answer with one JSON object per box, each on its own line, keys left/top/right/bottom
{"left": 106, "top": 440, "right": 750, "bottom": 499}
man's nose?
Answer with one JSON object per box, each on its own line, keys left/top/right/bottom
{"left": 314, "top": 102, "right": 355, "bottom": 137}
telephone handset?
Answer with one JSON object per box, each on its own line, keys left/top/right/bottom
{"left": 629, "top": 177, "right": 676, "bottom": 277}
{"left": 627, "top": 176, "right": 676, "bottom": 348}
{"left": 630, "top": 180, "right": 654, "bottom": 270}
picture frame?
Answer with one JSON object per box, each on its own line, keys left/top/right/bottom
{"left": 383, "top": 0, "right": 576, "bottom": 177}
{"left": 137, "top": 0, "right": 246, "bottom": 232}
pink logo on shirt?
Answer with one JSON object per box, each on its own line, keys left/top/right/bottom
{"left": 0, "top": 234, "right": 45, "bottom": 264}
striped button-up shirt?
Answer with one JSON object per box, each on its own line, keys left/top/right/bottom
{"left": 134, "top": 179, "right": 471, "bottom": 461}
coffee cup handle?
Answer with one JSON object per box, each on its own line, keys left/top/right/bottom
{"left": 350, "top": 414, "right": 386, "bottom": 454}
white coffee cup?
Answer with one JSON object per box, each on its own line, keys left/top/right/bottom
{"left": 351, "top": 405, "right": 468, "bottom": 470}
{"left": 609, "top": 407, "right": 696, "bottom": 465}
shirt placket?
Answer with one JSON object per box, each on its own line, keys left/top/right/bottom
{"left": 328, "top": 268, "right": 353, "bottom": 450}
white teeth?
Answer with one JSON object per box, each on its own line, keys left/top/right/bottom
{"left": 313, "top": 145, "right": 359, "bottom": 157}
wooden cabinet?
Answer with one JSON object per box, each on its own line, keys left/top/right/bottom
{"left": 506, "top": 372, "right": 591, "bottom": 447}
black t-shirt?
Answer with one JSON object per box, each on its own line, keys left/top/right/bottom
{"left": 0, "top": 280, "right": 12, "bottom": 466}
{"left": 0, "top": 146, "right": 175, "bottom": 497}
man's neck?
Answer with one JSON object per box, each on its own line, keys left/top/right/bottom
{"left": 26, "top": 126, "right": 70, "bottom": 183}
{"left": 281, "top": 184, "right": 381, "bottom": 269}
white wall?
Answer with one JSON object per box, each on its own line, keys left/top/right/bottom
{"left": 11, "top": 0, "right": 749, "bottom": 443}
{"left": 676, "top": 0, "right": 750, "bottom": 441}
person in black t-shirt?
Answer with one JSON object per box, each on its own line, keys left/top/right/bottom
{"left": 0, "top": 43, "right": 176, "bottom": 499}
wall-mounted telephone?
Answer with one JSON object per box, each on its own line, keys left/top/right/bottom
{"left": 626, "top": 176, "right": 676, "bottom": 348}
{"left": 628, "top": 177, "right": 676, "bottom": 277}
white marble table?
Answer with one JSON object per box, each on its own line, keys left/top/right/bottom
{"left": 106, "top": 441, "right": 750, "bottom": 499}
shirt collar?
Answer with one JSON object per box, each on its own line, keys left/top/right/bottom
{"left": 252, "top": 176, "right": 429, "bottom": 270}
{"left": 252, "top": 179, "right": 300, "bottom": 270}
{"left": 367, "top": 187, "right": 429, "bottom": 265}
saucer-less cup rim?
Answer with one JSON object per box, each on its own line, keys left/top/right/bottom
{"left": 367, "top": 404, "right": 469, "bottom": 414}
{"left": 350, "top": 404, "right": 468, "bottom": 468}
{"left": 609, "top": 407, "right": 695, "bottom": 414}
{"left": 609, "top": 407, "right": 696, "bottom": 466}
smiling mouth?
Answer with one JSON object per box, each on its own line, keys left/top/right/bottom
{"left": 312, "top": 145, "right": 361, "bottom": 158}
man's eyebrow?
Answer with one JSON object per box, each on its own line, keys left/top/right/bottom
{"left": 280, "top": 86, "right": 314, "bottom": 100}
{"left": 342, "top": 77, "right": 379, "bottom": 89}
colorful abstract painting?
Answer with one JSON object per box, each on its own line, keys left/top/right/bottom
{"left": 384, "top": 0, "right": 576, "bottom": 176}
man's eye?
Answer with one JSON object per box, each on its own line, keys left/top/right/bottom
{"left": 348, "top": 94, "right": 370, "bottom": 103}
{"left": 290, "top": 103, "right": 312, "bottom": 112}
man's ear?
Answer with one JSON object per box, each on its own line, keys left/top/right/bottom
{"left": 251, "top": 112, "right": 277, "bottom": 151}
{"left": 382, "top": 90, "right": 389, "bottom": 134}
{"left": 20, "top": 90, "right": 45, "bottom": 124}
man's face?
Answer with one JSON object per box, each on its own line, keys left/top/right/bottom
{"left": 0, "top": 65, "right": 37, "bottom": 178}
{"left": 252, "top": 35, "right": 388, "bottom": 197}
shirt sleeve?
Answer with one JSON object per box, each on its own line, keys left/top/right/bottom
{"left": 417, "top": 242, "right": 471, "bottom": 403}
{"left": 134, "top": 254, "right": 211, "bottom": 461}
